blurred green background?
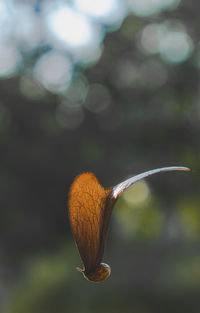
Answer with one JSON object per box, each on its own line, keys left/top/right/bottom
{"left": 0, "top": 0, "right": 199, "bottom": 312}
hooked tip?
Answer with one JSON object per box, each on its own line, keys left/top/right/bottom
{"left": 173, "top": 166, "right": 191, "bottom": 171}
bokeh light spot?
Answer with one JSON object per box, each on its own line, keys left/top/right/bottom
{"left": 139, "top": 60, "right": 168, "bottom": 89}
{"left": 20, "top": 75, "right": 46, "bottom": 100}
{"left": 159, "top": 31, "right": 193, "bottom": 63}
{"left": 123, "top": 181, "right": 150, "bottom": 206}
{"left": 33, "top": 51, "right": 73, "bottom": 93}
{"left": 65, "top": 75, "right": 89, "bottom": 104}
{"left": 12, "top": 7, "right": 43, "bottom": 50}
{"left": 45, "top": 4, "right": 93, "bottom": 48}
{"left": 75, "top": 0, "right": 116, "bottom": 17}
{"left": 0, "top": 43, "right": 22, "bottom": 78}
{"left": 111, "top": 59, "right": 137, "bottom": 89}
{"left": 84, "top": 84, "right": 111, "bottom": 113}
{"left": 74, "top": 0, "right": 127, "bottom": 25}
{"left": 0, "top": 1, "right": 11, "bottom": 35}
{"left": 114, "top": 196, "right": 164, "bottom": 241}
{"left": 128, "top": 0, "right": 181, "bottom": 16}
{"left": 56, "top": 103, "right": 84, "bottom": 129}
{"left": 140, "top": 23, "right": 168, "bottom": 54}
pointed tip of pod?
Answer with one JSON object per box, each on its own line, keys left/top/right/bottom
{"left": 172, "top": 166, "right": 191, "bottom": 171}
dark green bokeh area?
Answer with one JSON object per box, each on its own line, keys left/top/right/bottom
{"left": 1, "top": 1, "right": 200, "bottom": 313}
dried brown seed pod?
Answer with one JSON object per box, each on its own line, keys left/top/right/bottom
{"left": 68, "top": 166, "right": 190, "bottom": 282}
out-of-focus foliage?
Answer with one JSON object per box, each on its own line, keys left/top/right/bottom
{"left": 1, "top": 0, "right": 200, "bottom": 312}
